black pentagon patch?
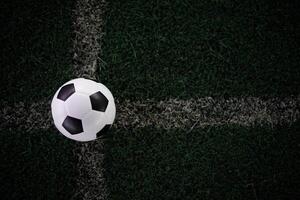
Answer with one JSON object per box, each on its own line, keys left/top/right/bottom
{"left": 62, "top": 116, "right": 83, "bottom": 135}
{"left": 57, "top": 83, "right": 75, "bottom": 101}
{"left": 96, "top": 124, "right": 111, "bottom": 138}
{"left": 90, "top": 91, "right": 109, "bottom": 112}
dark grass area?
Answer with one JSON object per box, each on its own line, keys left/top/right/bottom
{"left": 100, "top": 0, "right": 300, "bottom": 100}
{"left": 0, "top": 0, "right": 74, "bottom": 103}
{"left": 0, "top": 1, "right": 77, "bottom": 199}
{"left": 0, "top": 129, "right": 77, "bottom": 200}
{"left": 106, "top": 121, "right": 300, "bottom": 200}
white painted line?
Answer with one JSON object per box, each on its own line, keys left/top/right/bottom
{"left": 72, "top": 0, "right": 107, "bottom": 199}
{"left": 1, "top": 97, "right": 299, "bottom": 131}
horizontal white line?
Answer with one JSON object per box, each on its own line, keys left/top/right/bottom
{"left": 1, "top": 96, "right": 299, "bottom": 200}
{"left": 116, "top": 96, "right": 300, "bottom": 129}
{"left": 1, "top": 96, "right": 299, "bottom": 131}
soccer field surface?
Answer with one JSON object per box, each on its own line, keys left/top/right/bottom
{"left": 0, "top": 0, "right": 299, "bottom": 200}
{"left": 101, "top": 0, "right": 299, "bottom": 99}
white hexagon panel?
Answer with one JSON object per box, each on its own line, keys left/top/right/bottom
{"left": 65, "top": 93, "right": 91, "bottom": 119}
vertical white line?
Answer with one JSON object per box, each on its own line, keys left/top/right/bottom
{"left": 72, "top": 0, "right": 108, "bottom": 199}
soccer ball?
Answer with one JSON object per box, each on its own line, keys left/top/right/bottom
{"left": 51, "top": 78, "right": 116, "bottom": 142}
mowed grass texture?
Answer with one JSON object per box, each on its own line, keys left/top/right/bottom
{"left": 0, "top": 1, "right": 77, "bottom": 199}
{"left": 100, "top": 0, "right": 300, "bottom": 100}
{"left": 106, "top": 122, "right": 300, "bottom": 200}
{"left": 0, "top": 0, "right": 74, "bottom": 103}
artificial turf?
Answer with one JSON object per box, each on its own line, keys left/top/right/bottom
{"left": 100, "top": 0, "right": 300, "bottom": 100}
{"left": 0, "top": 1, "right": 77, "bottom": 199}
{"left": 0, "top": 0, "right": 74, "bottom": 103}
{"left": 0, "top": 129, "right": 77, "bottom": 200}
{"left": 1, "top": 0, "right": 299, "bottom": 200}
{"left": 100, "top": 0, "right": 300, "bottom": 199}
{"left": 106, "top": 122, "right": 300, "bottom": 200}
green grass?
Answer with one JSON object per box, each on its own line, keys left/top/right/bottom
{"left": 100, "top": 0, "right": 299, "bottom": 100}
{"left": 0, "top": 129, "right": 77, "bottom": 200}
{"left": 0, "top": 0, "right": 74, "bottom": 103}
{"left": 0, "top": 1, "right": 77, "bottom": 199}
{"left": 1, "top": 0, "right": 299, "bottom": 200}
{"left": 106, "top": 122, "right": 300, "bottom": 200}
{"left": 101, "top": 1, "right": 300, "bottom": 199}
